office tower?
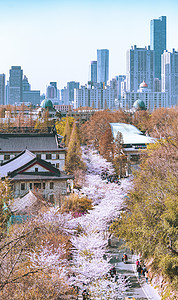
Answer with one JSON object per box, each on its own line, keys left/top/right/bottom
{"left": 97, "top": 49, "right": 109, "bottom": 86}
{"left": 6, "top": 81, "right": 9, "bottom": 105}
{"left": 150, "top": 16, "right": 166, "bottom": 80}
{"left": 66, "top": 81, "right": 80, "bottom": 104}
{"left": 90, "top": 61, "right": 97, "bottom": 83}
{"left": 46, "top": 84, "right": 56, "bottom": 99}
{"left": 22, "top": 75, "right": 40, "bottom": 106}
{"left": 0, "top": 74, "right": 5, "bottom": 105}
{"left": 114, "top": 75, "right": 126, "bottom": 100}
{"left": 9, "top": 66, "right": 23, "bottom": 104}
{"left": 161, "top": 49, "right": 178, "bottom": 106}
{"left": 126, "top": 45, "right": 155, "bottom": 92}
{"left": 22, "top": 75, "right": 31, "bottom": 91}
{"left": 50, "top": 82, "right": 57, "bottom": 97}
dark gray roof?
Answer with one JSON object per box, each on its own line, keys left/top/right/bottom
{"left": 0, "top": 133, "right": 65, "bottom": 152}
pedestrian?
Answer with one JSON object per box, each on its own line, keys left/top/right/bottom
{"left": 142, "top": 265, "right": 147, "bottom": 276}
{"left": 137, "top": 265, "right": 142, "bottom": 279}
{"left": 145, "top": 270, "right": 149, "bottom": 283}
{"left": 82, "top": 289, "right": 89, "bottom": 300}
{"left": 136, "top": 259, "right": 140, "bottom": 268}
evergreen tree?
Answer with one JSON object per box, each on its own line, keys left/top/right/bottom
{"left": 65, "top": 122, "right": 85, "bottom": 173}
{"left": 63, "top": 118, "right": 71, "bottom": 146}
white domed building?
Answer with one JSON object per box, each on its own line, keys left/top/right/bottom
{"left": 121, "top": 80, "right": 168, "bottom": 111}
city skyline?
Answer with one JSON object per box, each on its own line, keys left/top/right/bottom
{"left": 0, "top": 0, "right": 178, "bottom": 93}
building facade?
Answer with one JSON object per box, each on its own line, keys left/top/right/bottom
{"left": 126, "top": 45, "right": 155, "bottom": 92}
{"left": 150, "top": 16, "right": 167, "bottom": 80}
{"left": 9, "top": 66, "right": 23, "bottom": 104}
{"left": 74, "top": 84, "right": 115, "bottom": 110}
{"left": 90, "top": 61, "right": 97, "bottom": 84}
{"left": 122, "top": 81, "right": 168, "bottom": 111}
{"left": 97, "top": 49, "right": 109, "bottom": 86}
{"left": 161, "top": 49, "right": 178, "bottom": 107}
{"left": 0, "top": 74, "right": 5, "bottom": 105}
{"left": 0, "top": 133, "right": 66, "bottom": 171}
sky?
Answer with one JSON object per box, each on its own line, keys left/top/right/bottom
{"left": 0, "top": 0, "right": 178, "bottom": 93}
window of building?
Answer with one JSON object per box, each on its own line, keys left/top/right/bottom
{"left": 49, "top": 194, "right": 54, "bottom": 203}
{"left": 34, "top": 183, "right": 41, "bottom": 189}
{"left": 30, "top": 183, "right": 32, "bottom": 189}
{"left": 46, "top": 154, "right": 52, "bottom": 159}
{"left": 21, "top": 183, "right": 25, "bottom": 190}
{"left": 43, "top": 182, "right": 45, "bottom": 189}
{"left": 35, "top": 168, "right": 38, "bottom": 172}
{"left": 56, "top": 154, "right": 59, "bottom": 159}
{"left": 37, "top": 154, "right": 41, "bottom": 159}
{"left": 4, "top": 154, "right": 10, "bottom": 160}
{"left": 56, "top": 163, "right": 59, "bottom": 169}
{"left": 50, "top": 182, "right": 54, "bottom": 189}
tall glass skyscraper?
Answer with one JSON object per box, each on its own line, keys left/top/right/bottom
{"left": 150, "top": 16, "right": 166, "bottom": 80}
{"left": 0, "top": 74, "right": 5, "bottom": 105}
{"left": 97, "top": 49, "right": 109, "bottom": 86}
{"left": 90, "top": 61, "right": 97, "bottom": 84}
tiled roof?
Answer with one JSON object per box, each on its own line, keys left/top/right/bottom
{"left": 0, "top": 133, "right": 62, "bottom": 152}
{"left": 9, "top": 190, "right": 38, "bottom": 214}
{"left": 0, "top": 150, "right": 36, "bottom": 177}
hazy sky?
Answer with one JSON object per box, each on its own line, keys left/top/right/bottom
{"left": 0, "top": 0, "right": 178, "bottom": 93}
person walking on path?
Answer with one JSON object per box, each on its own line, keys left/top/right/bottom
{"left": 137, "top": 265, "right": 142, "bottom": 279}
{"left": 142, "top": 265, "right": 147, "bottom": 277}
{"left": 145, "top": 270, "right": 149, "bottom": 283}
{"left": 136, "top": 259, "right": 140, "bottom": 268}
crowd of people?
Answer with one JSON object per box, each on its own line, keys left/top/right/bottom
{"left": 101, "top": 170, "right": 121, "bottom": 184}
{"left": 136, "top": 259, "right": 149, "bottom": 283}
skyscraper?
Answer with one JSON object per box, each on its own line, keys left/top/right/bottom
{"left": 0, "top": 74, "right": 5, "bottom": 105}
{"left": 97, "top": 49, "right": 109, "bottom": 86}
{"left": 150, "top": 16, "right": 167, "bottom": 80}
{"left": 90, "top": 61, "right": 97, "bottom": 84}
{"left": 22, "top": 75, "right": 40, "bottom": 106}
{"left": 9, "top": 66, "right": 23, "bottom": 104}
{"left": 161, "top": 49, "right": 178, "bottom": 106}
{"left": 126, "top": 45, "right": 155, "bottom": 92}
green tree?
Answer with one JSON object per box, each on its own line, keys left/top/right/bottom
{"left": 110, "top": 137, "right": 178, "bottom": 296}
{"left": 65, "top": 122, "right": 85, "bottom": 174}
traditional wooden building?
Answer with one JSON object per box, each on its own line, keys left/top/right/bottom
{"left": 0, "top": 132, "right": 66, "bottom": 170}
{"left": 0, "top": 149, "right": 73, "bottom": 204}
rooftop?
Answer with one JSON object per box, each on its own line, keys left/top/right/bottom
{"left": 0, "top": 133, "right": 64, "bottom": 152}
{"left": 110, "top": 123, "right": 155, "bottom": 145}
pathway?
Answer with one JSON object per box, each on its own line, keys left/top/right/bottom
{"left": 107, "top": 238, "right": 161, "bottom": 300}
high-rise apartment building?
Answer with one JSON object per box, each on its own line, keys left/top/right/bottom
{"left": 150, "top": 16, "right": 166, "bottom": 80}
{"left": 126, "top": 45, "right": 155, "bottom": 92}
{"left": 161, "top": 49, "right": 178, "bottom": 106}
{"left": 90, "top": 61, "right": 97, "bottom": 84}
{"left": 0, "top": 74, "right": 5, "bottom": 105}
{"left": 9, "top": 66, "right": 23, "bottom": 104}
{"left": 97, "top": 49, "right": 109, "bottom": 86}
{"left": 74, "top": 84, "right": 115, "bottom": 110}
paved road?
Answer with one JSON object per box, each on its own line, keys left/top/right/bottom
{"left": 107, "top": 238, "right": 161, "bottom": 300}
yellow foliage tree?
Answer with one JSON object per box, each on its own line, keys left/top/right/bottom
{"left": 65, "top": 122, "right": 85, "bottom": 174}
